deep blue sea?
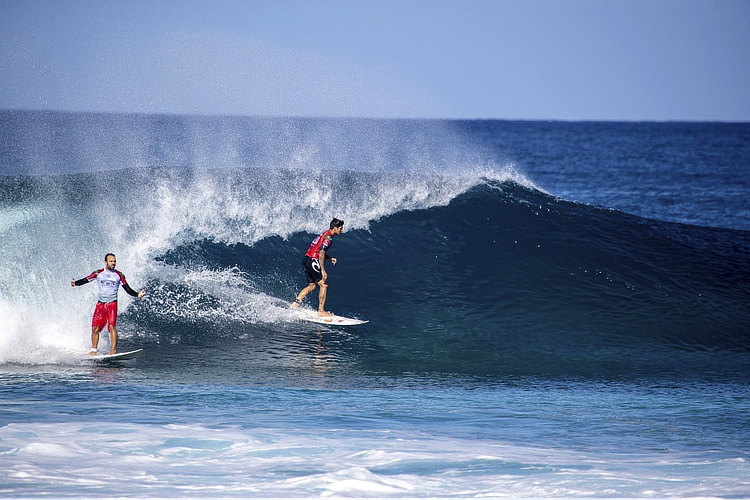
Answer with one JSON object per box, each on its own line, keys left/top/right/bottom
{"left": 1, "top": 110, "right": 749, "bottom": 498}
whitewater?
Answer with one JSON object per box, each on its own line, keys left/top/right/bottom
{"left": 1, "top": 111, "right": 749, "bottom": 498}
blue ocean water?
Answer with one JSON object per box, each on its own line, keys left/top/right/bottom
{"left": 1, "top": 110, "right": 749, "bottom": 498}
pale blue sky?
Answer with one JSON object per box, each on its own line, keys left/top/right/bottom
{"left": 1, "top": 0, "right": 748, "bottom": 121}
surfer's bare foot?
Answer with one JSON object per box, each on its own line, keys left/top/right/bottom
{"left": 107, "top": 349, "right": 117, "bottom": 355}
{"left": 89, "top": 349, "right": 97, "bottom": 356}
{"left": 290, "top": 301, "right": 299, "bottom": 309}
{"left": 318, "top": 310, "right": 333, "bottom": 317}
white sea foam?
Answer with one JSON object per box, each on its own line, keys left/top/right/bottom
{"left": 0, "top": 421, "right": 745, "bottom": 499}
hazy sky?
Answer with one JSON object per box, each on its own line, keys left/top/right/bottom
{"left": 1, "top": 0, "right": 748, "bottom": 121}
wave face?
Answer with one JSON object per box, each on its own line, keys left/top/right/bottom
{"left": 1, "top": 111, "right": 748, "bottom": 378}
{"left": 151, "top": 179, "right": 750, "bottom": 378}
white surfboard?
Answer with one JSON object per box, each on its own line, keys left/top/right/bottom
{"left": 88, "top": 348, "right": 144, "bottom": 361}
{"left": 294, "top": 309, "right": 368, "bottom": 326}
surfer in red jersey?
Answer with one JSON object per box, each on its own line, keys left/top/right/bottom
{"left": 71, "top": 253, "right": 145, "bottom": 355}
{"left": 291, "top": 218, "right": 344, "bottom": 316}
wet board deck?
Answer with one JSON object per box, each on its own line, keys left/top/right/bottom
{"left": 294, "top": 309, "right": 368, "bottom": 326}
{"left": 88, "top": 349, "right": 144, "bottom": 362}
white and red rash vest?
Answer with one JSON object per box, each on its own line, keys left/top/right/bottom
{"left": 304, "top": 229, "right": 334, "bottom": 260}
{"left": 81, "top": 269, "right": 132, "bottom": 303}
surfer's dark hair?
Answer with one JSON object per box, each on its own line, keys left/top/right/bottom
{"left": 104, "top": 253, "right": 116, "bottom": 261}
{"left": 330, "top": 218, "right": 344, "bottom": 229}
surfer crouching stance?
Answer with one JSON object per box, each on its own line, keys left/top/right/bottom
{"left": 71, "top": 253, "right": 145, "bottom": 355}
{"left": 291, "top": 218, "right": 344, "bottom": 317}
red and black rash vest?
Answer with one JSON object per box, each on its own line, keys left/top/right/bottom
{"left": 305, "top": 229, "right": 334, "bottom": 260}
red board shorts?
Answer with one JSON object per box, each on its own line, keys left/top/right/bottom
{"left": 92, "top": 301, "right": 118, "bottom": 330}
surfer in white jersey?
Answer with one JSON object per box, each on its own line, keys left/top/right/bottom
{"left": 71, "top": 253, "right": 145, "bottom": 355}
